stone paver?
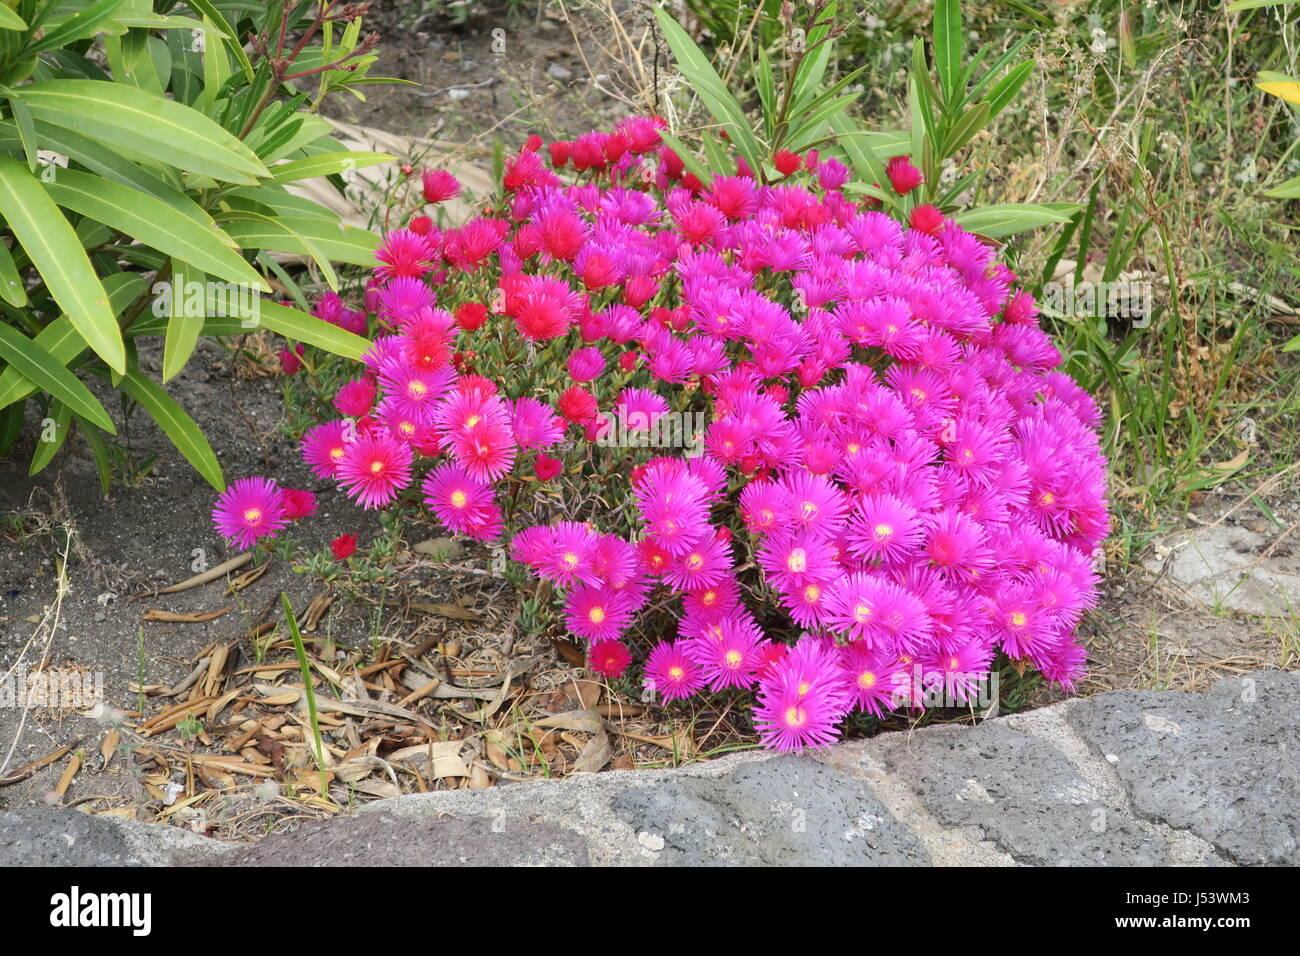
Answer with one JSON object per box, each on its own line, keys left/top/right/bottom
{"left": 2, "top": 672, "right": 1295, "bottom": 867}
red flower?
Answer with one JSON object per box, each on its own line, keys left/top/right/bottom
{"left": 535, "top": 454, "right": 563, "bottom": 481}
{"left": 409, "top": 215, "right": 433, "bottom": 235}
{"left": 525, "top": 133, "right": 543, "bottom": 152}
{"left": 330, "top": 533, "right": 358, "bottom": 560}
{"left": 558, "top": 385, "right": 598, "bottom": 424}
{"left": 455, "top": 302, "right": 489, "bottom": 331}
{"left": 909, "top": 203, "right": 946, "bottom": 236}
{"left": 282, "top": 489, "right": 317, "bottom": 520}
{"left": 279, "top": 344, "right": 304, "bottom": 375}
{"left": 549, "top": 140, "right": 571, "bottom": 167}
{"left": 773, "top": 149, "right": 802, "bottom": 177}
{"left": 886, "top": 155, "right": 924, "bottom": 195}
{"left": 619, "top": 351, "right": 639, "bottom": 372}
{"left": 589, "top": 638, "right": 632, "bottom": 678}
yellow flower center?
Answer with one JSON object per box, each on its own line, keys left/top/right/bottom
{"left": 669, "top": 666, "right": 683, "bottom": 680}
{"left": 589, "top": 607, "right": 606, "bottom": 624}
{"left": 243, "top": 508, "right": 262, "bottom": 524}
{"left": 803, "top": 584, "right": 821, "bottom": 602}
{"left": 408, "top": 380, "right": 427, "bottom": 398}
{"left": 858, "top": 671, "right": 876, "bottom": 689}
{"left": 874, "top": 522, "right": 893, "bottom": 540}
{"left": 1010, "top": 611, "right": 1027, "bottom": 628}
{"left": 784, "top": 706, "right": 806, "bottom": 727}
{"left": 854, "top": 603, "right": 872, "bottom": 623}
{"left": 787, "top": 548, "right": 808, "bottom": 573}
{"left": 725, "top": 650, "right": 742, "bottom": 667}
{"left": 369, "top": 460, "right": 384, "bottom": 474}
{"left": 450, "top": 490, "right": 468, "bottom": 509}
{"left": 329, "top": 446, "right": 345, "bottom": 460}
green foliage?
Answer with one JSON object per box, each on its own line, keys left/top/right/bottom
{"left": 0, "top": 0, "right": 396, "bottom": 490}
{"left": 655, "top": 0, "right": 1077, "bottom": 236}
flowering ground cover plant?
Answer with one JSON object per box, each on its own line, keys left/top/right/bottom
{"left": 214, "top": 114, "right": 1110, "bottom": 753}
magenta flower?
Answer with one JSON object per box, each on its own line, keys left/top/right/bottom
{"left": 337, "top": 434, "right": 413, "bottom": 509}
{"left": 643, "top": 640, "right": 703, "bottom": 702}
{"left": 212, "top": 477, "right": 288, "bottom": 549}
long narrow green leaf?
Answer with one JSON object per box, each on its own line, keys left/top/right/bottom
{"left": 75, "top": 413, "right": 114, "bottom": 496}
{"left": 218, "top": 215, "right": 380, "bottom": 269}
{"left": 29, "top": 400, "right": 72, "bottom": 475}
{"left": 162, "top": 260, "right": 203, "bottom": 382}
{"left": 269, "top": 150, "right": 394, "bottom": 183}
{"left": 1227, "top": 0, "right": 1299, "bottom": 10}
{"left": 0, "top": 233, "right": 27, "bottom": 306}
{"left": 0, "top": 273, "right": 145, "bottom": 409}
{"left": 258, "top": 298, "right": 370, "bottom": 359}
{"left": 934, "top": 0, "right": 962, "bottom": 101}
{"left": 1265, "top": 173, "right": 1300, "bottom": 198}
{"left": 0, "top": 118, "right": 214, "bottom": 227}
{"left": 0, "top": 322, "right": 115, "bottom": 432}
{"left": 827, "top": 115, "right": 895, "bottom": 206}
{"left": 117, "top": 369, "right": 224, "bottom": 490}
{"left": 0, "top": 156, "right": 124, "bottom": 372}
{"left": 954, "top": 202, "right": 1080, "bottom": 238}
{"left": 984, "top": 60, "right": 1034, "bottom": 118}
{"left": 180, "top": 0, "right": 254, "bottom": 81}
{"left": 0, "top": 6, "right": 27, "bottom": 30}
{"left": 43, "top": 168, "right": 268, "bottom": 290}
{"left": 18, "top": 79, "right": 268, "bottom": 184}
{"left": 0, "top": 399, "right": 24, "bottom": 454}
{"left": 654, "top": 7, "right": 764, "bottom": 177}
{"left": 23, "top": 0, "right": 127, "bottom": 56}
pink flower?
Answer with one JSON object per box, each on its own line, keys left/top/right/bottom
{"left": 510, "top": 398, "right": 565, "bottom": 449}
{"left": 300, "top": 420, "right": 353, "bottom": 479}
{"left": 337, "top": 434, "right": 413, "bottom": 509}
{"left": 212, "top": 477, "right": 287, "bottom": 549}
{"left": 566, "top": 346, "right": 606, "bottom": 383}
{"left": 421, "top": 168, "right": 462, "bottom": 204}
{"left": 565, "top": 585, "right": 633, "bottom": 642}
{"left": 643, "top": 641, "right": 703, "bottom": 702}
{"left": 753, "top": 640, "right": 848, "bottom": 752}
{"left": 422, "top": 461, "right": 494, "bottom": 536}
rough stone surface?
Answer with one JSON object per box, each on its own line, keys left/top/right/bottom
{"left": 868, "top": 720, "right": 1168, "bottom": 865}
{"left": 608, "top": 756, "right": 929, "bottom": 865}
{"left": 1143, "top": 523, "right": 1300, "bottom": 616}
{"left": 1064, "top": 670, "right": 1300, "bottom": 865}
{"left": 184, "top": 812, "right": 590, "bottom": 867}
{"left": 3, "top": 673, "right": 1296, "bottom": 866}
{"left": 0, "top": 807, "right": 223, "bottom": 867}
